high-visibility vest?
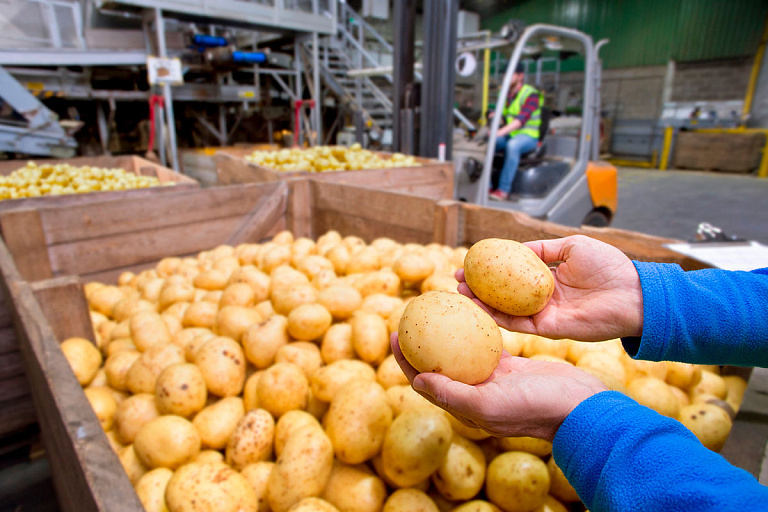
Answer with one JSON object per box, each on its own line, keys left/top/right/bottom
{"left": 502, "top": 83, "right": 542, "bottom": 140}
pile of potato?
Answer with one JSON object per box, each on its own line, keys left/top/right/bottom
{"left": 62, "top": 230, "right": 748, "bottom": 512}
{"left": 0, "top": 162, "right": 171, "bottom": 200}
{"left": 244, "top": 144, "right": 420, "bottom": 173}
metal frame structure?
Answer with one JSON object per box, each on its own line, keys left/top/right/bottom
{"left": 475, "top": 24, "right": 599, "bottom": 223}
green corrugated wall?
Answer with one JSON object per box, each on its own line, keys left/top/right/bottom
{"left": 482, "top": 0, "right": 768, "bottom": 69}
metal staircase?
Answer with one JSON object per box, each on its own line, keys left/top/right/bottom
{"left": 306, "top": 1, "right": 395, "bottom": 139}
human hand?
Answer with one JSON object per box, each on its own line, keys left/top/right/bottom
{"left": 391, "top": 333, "right": 608, "bottom": 442}
{"left": 457, "top": 235, "right": 644, "bottom": 342}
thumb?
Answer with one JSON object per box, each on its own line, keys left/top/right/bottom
{"left": 413, "top": 372, "right": 478, "bottom": 413}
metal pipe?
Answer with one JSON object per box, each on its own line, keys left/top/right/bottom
{"left": 154, "top": 7, "right": 179, "bottom": 171}
{"left": 313, "top": 32, "right": 322, "bottom": 145}
{"left": 481, "top": 32, "right": 490, "bottom": 126}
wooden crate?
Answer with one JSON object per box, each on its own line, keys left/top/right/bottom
{"left": 181, "top": 144, "right": 280, "bottom": 187}
{"left": 672, "top": 131, "right": 766, "bottom": 173}
{"left": 215, "top": 150, "right": 455, "bottom": 201}
{"left": 0, "top": 154, "right": 198, "bottom": 451}
{"left": 1, "top": 179, "right": 758, "bottom": 512}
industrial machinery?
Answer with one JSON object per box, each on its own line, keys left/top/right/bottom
{"left": 453, "top": 23, "right": 618, "bottom": 228}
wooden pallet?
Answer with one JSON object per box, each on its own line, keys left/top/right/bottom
{"left": 0, "top": 179, "right": 744, "bottom": 512}
{"left": 215, "top": 150, "right": 455, "bottom": 201}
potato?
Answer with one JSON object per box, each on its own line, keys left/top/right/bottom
{"left": 255, "top": 299, "right": 276, "bottom": 319}
{"left": 322, "top": 461, "right": 387, "bottom": 512}
{"left": 626, "top": 377, "right": 680, "bottom": 418}
{"left": 497, "top": 437, "right": 552, "bottom": 457}
{"left": 576, "top": 352, "right": 626, "bottom": 384}
{"left": 112, "top": 298, "right": 155, "bottom": 323}
{"left": 386, "top": 302, "right": 408, "bottom": 335}
{"left": 295, "top": 255, "right": 334, "bottom": 280}
{"left": 463, "top": 238, "right": 554, "bottom": 316}
{"left": 243, "top": 315, "right": 289, "bottom": 369}
{"left": 287, "top": 304, "right": 333, "bottom": 341}
{"left": 432, "top": 434, "right": 486, "bottom": 501}
{"left": 134, "top": 415, "right": 200, "bottom": 469}
{"left": 312, "top": 269, "right": 338, "bottom": 290}
{"left": 225, "top": 408, "right": 275, "bottom": 470}
{"left": 361, "top": 294, "right": 403, "bottom": 319}
{"left": 155, "top": 363, "right": 207, "bottom": 417}
{"left": 87, "top": 368, "right": 109, "bottom": 388}
{"left": 258, "top": 362, "right": 309, "bottom": 417}
{"left": 288, "top": 498, "right": 340, "bottom": 512}
{"left": 241, "top": 461, "right": 274, "bottom": 511}
{"left": 451, "top": 500, "right": 503, "bottom": 512}
{"left": 84, "top": 387, "right": 118, "bottom": 431}
{"left": 193, "top": 450, "right": 225, "bottom": 464}
{"left": 135, "top": 467, "right": 173, "bottom": 512}
{"left": 228, "top": 266, "right": 271, "bottom": 302}
{"left": 275, "top": 410, "right": 323, "bottom": 457}
{"left": 393, "top": 253, "right": 435, "bottom": 283}
{"left": 193, "top": 396, "right": 245, "bottom": 450}
{"left": 485, "top": 452, "right": 550, "bottom": 512}
{"left": 351, "top": 311, "right": 390, "bottom": 366}
{"left": 272, "top": 283, "right": 318, "bottom": 316}
{"left": 382, "top": 489, "right": 439, "bottom": 512}
{"left": 546, "top": 457, "right": 580, "bottom": 503}
{"left": 158, "top": 282, "right": 195, "bottom": 312}
{"left": 624, "top": 358, "right": 667, "bottom": 382}
{"left": 566, "top": 338, "right": 624, "bottom": 363}
{"left": 326, "top": 244, "right": 351, "bottom": 274}
{"left": 580, "top": 367, "right": 628, "bottom": 394}
{"left": 533, "top": 496, "right": 568, "bottom": 512}
{"left": 115, "top": 393, "right": 160, "bottom": 444}
{"left": 276, "top": 342, "right": 323, "bottom": 379}
{"left": 311, "top": 359, "right": 377, "bottom": 402}
{"left": 184, "top": 331, "right": 217, "bottom": 362}
{"left": 320, "top": 323, "right": 355, "bottom": 364}
{"left": 195, "top": 336, "right": 246, "bottom": 397}
{"left": 679, "top": 403, "right": 733, "bottom": 451}
{"left": 377, "top": 354, "right": 409, "bottom": 389}
{"left": 521, "top": 336, "right": 568, "bottom": 360}
{"left": 140, "top": 278, "right": 165, "bottom": 303}
{"left": 126, "top": 344, "right": 186, "bottom": 395}
{"left": 398, "top": 291, "right": 502, "bottom": 385}
{"left": 61, "top": 337, "right": 102, "bottom": 386}
{"left": 243, "top": 371, "right": 263, "bottom": 411}
{"left": 318, "top": 285, "right": 362, "bottom": 320}
{"left": 445, "top": 413, "right": 491, "bottom": 441}
{"left": 420, "top": 273, "right": 459, "bottom": 294}
{"left": 262, "top": 244, "right": 293, "bottom": 274}
{"left": 268, "top": 425, "right": 334, "bottom": 512}
{"left": 669, "top": 384, "right": 691, "bottom": 409}
{"left": 126, "top": 311, "right": 170, "bottom": 352}
{"left": 346, "top": 247, "right": 380, "bottom": 275}
{"left": 105, "top": 338, "right": 138, "bottom": 358}
{"left": 194, "top": 268, "right": 230, "bottom": 290}
{"left": 110, "top": 319, "right": 132, "bottom": 340}
{"left": 356, "top": 269, "right": 401, "bottom": 297}
{"left": 215, "top": 305, "right": 261, "bottom": 342}
{"left": 723, "top": 374, "right": 748, "bottom": 411}
{"left": 90, "top": 285, "right": 125, "bottom": 316}
{"left": 165, "top": 462, "right": 258, "bottom": 512}
{"left": 381, "top": 407, "right": 453, "bottom": 487}
{"left": 690, "top": 370, "right": 727, "bottom": 400}
{"left": 219, "top": 282, "right": 257, "bottom": 308}
{"left": 386, "top": 385, "right": 438, "bottom": 416}
{"left": 326, "top": 380, "right": 392, "bottom": 464}
{"left": 182, "top": 301, "right": 218, "bottom": 329}
{"left": 119, "top": 444, "right": 149, "bottom": 485}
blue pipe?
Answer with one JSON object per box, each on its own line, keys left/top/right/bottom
{"left": 232, "top": 51, "right": 267, "bottom": 64}
{"left": 192, "top": 34, "right": 228, "bottom": 47}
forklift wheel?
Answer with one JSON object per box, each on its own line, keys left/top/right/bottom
{"left": 582, "top": 209, "right": 612, "bottom": 227}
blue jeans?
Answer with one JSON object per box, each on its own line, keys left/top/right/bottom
{"left": 494, "top": 133, "right": 538, "bottom": 194}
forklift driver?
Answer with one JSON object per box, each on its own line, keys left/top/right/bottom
{"left": 489, "top": 63, "right": 543, "bottom": 201}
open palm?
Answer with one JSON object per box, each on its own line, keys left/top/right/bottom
{"left": 457, "top": 235, "right": 644, "bottom": 342}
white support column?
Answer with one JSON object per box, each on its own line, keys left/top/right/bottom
{"left": 155, "top": 7, "right": 179, "bottom": 171}
{"left": 313, "top": 31, "right": 322, "bottom": 146}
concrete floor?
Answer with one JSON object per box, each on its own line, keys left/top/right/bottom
{"left": 610, "top": 167, "right": 768, "bottom": 245}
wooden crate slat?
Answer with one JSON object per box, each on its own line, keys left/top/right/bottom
{"left": 0, "top": 237, "right": 141, "bottom": 512}
{"left": 31, "top": 277, "right": 95, "bottom": 345}
{"left": 0, "top": 375, "right": 30, "bottom": 403}
{"left": 37, "top": 183, "right": 282, "bottom": 245}
{"left": 310, "top": 181, "right": 437, "bottom": 240}
{"left": 0, "top": 209, "right": 54, "bottom": 281}
{"left": 0, "top": 350, "right": 24, "bottom": 380}
{"left": 47, "top": 215, "right": 250, "bottom": 277}
{"left": 288, "top": 180, "right": 314, "bottom": 239}
{"left": 0, "top": 395, "right": 37, "bottom": 439}
{"left": 0, "top": 327, "right": 17, "bottom": 355}
{"left": 226, "top": 181, "right": 288, "bottom": 246}
{"left": 313, "top": 209, "right": 435, "bottom": 246}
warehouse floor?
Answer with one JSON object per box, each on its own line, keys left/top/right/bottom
{"left": 611, "top": 167, "right": 768, "bottom": 245}
{"left": 1, "top": 166, "right": 767, "bottom": 511}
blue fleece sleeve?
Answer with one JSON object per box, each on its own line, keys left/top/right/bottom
{"left": 553, "top": 391, "right": 768, "bottom": 512}
{"left": 622, "top": 263, "right": 768, "bottom": 366}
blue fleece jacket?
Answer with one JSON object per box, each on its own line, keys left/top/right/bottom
{"left": 553, "top": 263, "right": 768, "bottom": 512}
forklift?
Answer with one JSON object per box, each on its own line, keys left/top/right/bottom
{"left": 453, "top": 23, "right": 617, "bottom": 227}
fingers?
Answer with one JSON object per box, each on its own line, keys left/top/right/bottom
{"left": 523, "top": 237, "right": 572, "bottom": 265}
{"left": 390, "top": 333, "right": 419, "bottom": 383}
{"left": 455, "top": 268, "right": 465, "bottom": 284}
